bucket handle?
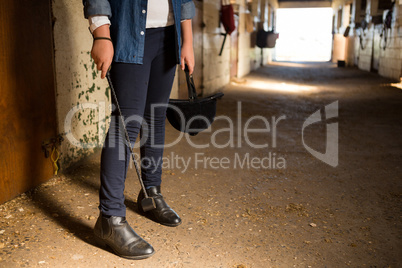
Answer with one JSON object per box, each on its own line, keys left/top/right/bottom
{"left": 184, "top": 65, "right": 197, "bottom": 101}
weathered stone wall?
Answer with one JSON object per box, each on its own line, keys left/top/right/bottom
{"left": 52, "top": 0, "right": 111, "bottom": 167}
{"left": 202, "top": 0, "right": 231, "bottom": 94}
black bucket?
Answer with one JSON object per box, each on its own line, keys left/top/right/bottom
{"left": 166, "top": 68, "right": 224, "bottom": 136}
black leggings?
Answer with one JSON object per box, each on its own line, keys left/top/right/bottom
{"left": 100, "top": 26, "right": 177, "bottom": 217}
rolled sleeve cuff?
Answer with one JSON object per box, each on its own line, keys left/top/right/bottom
{"left": 83, "top": 0, "right": 112, "bottom": 19}
{"left": 89, "top": 16, "right": 111, "bottom": 33}
{"left": 181, "top": 1, "right": 195, "bottom": 20}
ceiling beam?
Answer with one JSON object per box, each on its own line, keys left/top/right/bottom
{"left": 279, "top": 1, "right": 332, "bottom": 8}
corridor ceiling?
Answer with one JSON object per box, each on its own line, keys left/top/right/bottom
{"left": 277, "top": 0, "right": 332, "bottom": 8}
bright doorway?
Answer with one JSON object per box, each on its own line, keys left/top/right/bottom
{"left": 275, "top": 8, "right": 333, "bottom": 62}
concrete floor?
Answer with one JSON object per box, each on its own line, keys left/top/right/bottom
{"left": 1, "top": 62, "right": 401, "bottom": 267}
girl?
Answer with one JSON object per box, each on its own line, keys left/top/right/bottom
{"left": 83, "top": 0, "right": 195, "bottom": 259}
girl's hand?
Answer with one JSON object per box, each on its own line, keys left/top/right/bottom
{"left": 181, "top": 19, "right": 195, "bottom": 74}
{"left": 91, "top": 25, "right": 114, "bottom": 79}
{"left": 181, "top": 42, "right": 194, "bottom": 75}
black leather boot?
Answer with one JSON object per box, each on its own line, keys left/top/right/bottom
{"left": 93, "top": 213, "right": 154, "bottom": 259}
{"left": 137, "top": 186, "right": 182, "bottom": 227}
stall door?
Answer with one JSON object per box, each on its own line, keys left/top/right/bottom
{"left": 0, "top": 0, "right": 58, "bottom": 204}
{"left": 230, "top": 14, "right": 239, "bottom": 78}
{"left": 371, "top": 25, "right": 381, "bottom": 72}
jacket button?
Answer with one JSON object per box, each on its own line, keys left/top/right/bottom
{"left": 142, "top": 10, "right": 146, "bottom": 14}
{"left": 140, "top": 31, "right": 144, "bottom": 35}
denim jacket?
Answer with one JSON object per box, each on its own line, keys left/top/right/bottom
{"left": 83, "top": 0, "right": 195, "bottom": 64}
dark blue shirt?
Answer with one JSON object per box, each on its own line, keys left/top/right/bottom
{"left": 83, "top": 0, "right": 195, "bottom": 64}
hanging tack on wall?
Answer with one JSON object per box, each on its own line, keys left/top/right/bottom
{"left": 343, "top": 26, "right": 350, "bottom": 37}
